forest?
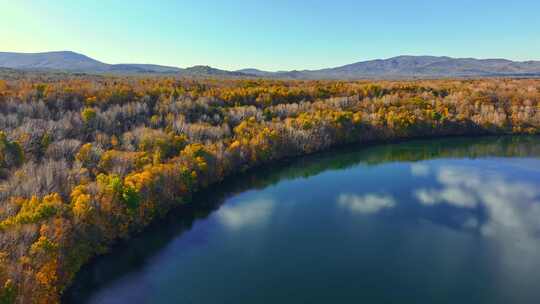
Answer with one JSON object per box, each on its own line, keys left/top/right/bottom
{"left": 0, "top": 75, "right": 540, "bottom": 303}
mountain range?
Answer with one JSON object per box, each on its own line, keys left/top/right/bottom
{"left": 1, "top": 51, "right": 540, "bottom": 79}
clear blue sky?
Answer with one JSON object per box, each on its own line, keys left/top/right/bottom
{"left": 2, "top": 0, "right": 539, "bottom": 71}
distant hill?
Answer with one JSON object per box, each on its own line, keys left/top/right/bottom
{"left": 0, "top": 51, "right": 184, "bottom": 73}
{"left": 1, "top": 51, "right": 540, "bottom": 79}
{"left": 0, "top": 51, "right": 251, "bottom": 77}
{"left": 108, "top": 64, "right": 183, "bottom": 74}
{"left": 245, "top": 55, "right": 540, "bottom": 79}
{"left": 183, "top": 65, "right": 250, "bottom": 77}
{"left": 0, "top": 51, "right": 117, "bottom": 71}
{"left": 236, "top": 68, "right": 277, "bottom": 77}
{"left": 312, "top": 55, "right": 540, "bottom": 78}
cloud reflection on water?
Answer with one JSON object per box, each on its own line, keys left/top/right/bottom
{"left": 217, "top": 198, "right": 275, "bottom": 230}
{"left": 413, "top": 165, "right": 540, "bottom": 248}
{"left": 338, "top": 193, "right": 396, "bottom": 214}
{"left": 410, "top": 163, "right": 430, "bottom": 177}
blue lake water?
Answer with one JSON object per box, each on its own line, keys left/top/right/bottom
{"left": 65, "top": 136, "right": 540, "bottom": 304}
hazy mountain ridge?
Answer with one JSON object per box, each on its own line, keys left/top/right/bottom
{"left": 278, "top": 55, "right": 540, "bottom": 79}
{"left": 0, "top": 51, "right": 251, "bottom": 77}
{"left": 1, "top": 51, "right": 540, "bottom": 78}
{"left": 0, "top": 51, "right": 109, "bottom": 71}
{"left": 108, "top": 64, "right": 183, "bottom": 73}
{"left": 184, "top": 65, "right": 250, "bottom": 77}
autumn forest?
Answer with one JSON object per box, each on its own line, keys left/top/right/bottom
{"left": 1, "top": 75, "right": 540, "bottom": 303}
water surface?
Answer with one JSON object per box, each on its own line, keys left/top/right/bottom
{"left": 65, "top": 136, "right": 540, "bottom": 304}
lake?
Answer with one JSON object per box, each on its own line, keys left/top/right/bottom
{"left": 64, "top": 136, "right": 540, "bottom": 304}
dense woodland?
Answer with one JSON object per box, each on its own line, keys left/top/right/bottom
{"left": 0, "top": 75, "right": 539, "bottom": 303}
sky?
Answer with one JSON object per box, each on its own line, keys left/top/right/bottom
{"left": 1, "top": 0, "right": 540, "bottom": 71}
